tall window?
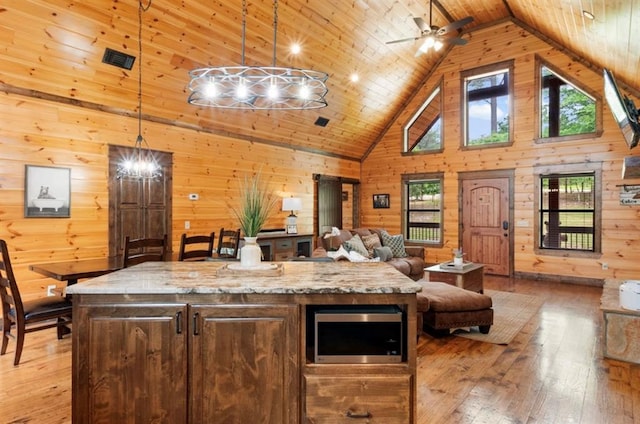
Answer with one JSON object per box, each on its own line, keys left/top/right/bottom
{"left": 403, "top": 82, "right": 443, "bottom": 153}
{"left": 538, "top": 62, "right": 598, "bottom": 141}
{"left": 539, "top": 173, "right": 596, "bottom": 252}
{"left": 462, "top": 61, "right": 513, "bottom": 147}
{"left": 402, "top": 174, "right": 443, "bottom": 245}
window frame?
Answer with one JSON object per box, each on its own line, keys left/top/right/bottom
{"left": 401, "top": 172, "right": 444, "bottom": 246}
{"left": 402, "top": 79, "right": 444, "bottom": 155}
{"left": 534, "top": 56, "right": 602, "bottom": 143}
{"left": 533, "top": 162, "right": 602, "bottom": 258}
{"left": 460, "top": 60, "right": 514, "bottom": 149}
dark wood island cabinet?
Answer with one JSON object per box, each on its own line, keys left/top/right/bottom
{"left": 67, "top": 261, "right": 420, "bottom": 423}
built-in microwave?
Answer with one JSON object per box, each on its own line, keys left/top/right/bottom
{"left": 313, "top": 305, "right": 404, "bottom": 364}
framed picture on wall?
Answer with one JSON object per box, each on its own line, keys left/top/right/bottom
{"left": 373, "top": 193, "right": 389, "bottom": 209}
{"left": 24, "top": 165, "right": 71, "bottom": 218}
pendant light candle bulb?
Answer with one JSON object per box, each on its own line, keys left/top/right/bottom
{"left": 299, "top": 83, "right": 310, "bottom": 99}
{"left": 268, "top": 81, "right": 279, "bottom": 99}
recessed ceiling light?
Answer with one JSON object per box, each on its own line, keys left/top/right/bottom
{"left": 582, "top": 10, "right": 595, "bottom": 20}
{"left": 350, "top": 73, "right": 359, "bottom": 83}
{"left": 290, "top": 43, "right": 301, "bottom": 54}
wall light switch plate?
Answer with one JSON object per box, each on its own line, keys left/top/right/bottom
{"left": 189, "top": 193, "right": 199, "bottom": 200}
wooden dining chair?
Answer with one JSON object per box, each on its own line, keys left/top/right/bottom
{"left": 0, "top": 239, "right": 73, "bottom": 366}
{"left": 216, "top": 228, "right": 241, "bottom": 259}
{"left": 178, "top": 232, "right": 216, "bottom": 261}
{"left": 123, "top": 234, "right": 168, "bottom": 268}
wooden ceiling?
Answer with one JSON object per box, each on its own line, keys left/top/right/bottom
{"left": 1, "top": 0, "right": 638, "bottom": 161}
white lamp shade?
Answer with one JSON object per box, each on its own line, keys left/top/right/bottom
{"left": 282, "top": 197, "right": 302, "bottom": 212}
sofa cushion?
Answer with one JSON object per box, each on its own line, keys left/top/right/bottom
{"left": 388, "top": 258, "right": 410, "bottom": 275}
{"left": 373, "top": 246, "right": 393, "bottom": 262}
{"left": 351, "top": 228, "right": 372, "bottom": 238}
{"left": 380, "top": 231, "right": 408, "bottom": 258}
{"left": 322, "top": 229, "right": 352, "bottom": 251}
{"left": 361, "top": 233, "right": 382, "bottom": 256}
{"left": 343, "top": 234, "right": 369, "bottom": 257}
{"left": 403, "top": 256, "right": 426, "bottom": 277}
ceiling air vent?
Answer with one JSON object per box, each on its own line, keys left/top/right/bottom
{"left": 314, "top": 117, "right": 330, "bottom": 127}
{"left": 102, "top": 48, "right": 136, "bottom": 70}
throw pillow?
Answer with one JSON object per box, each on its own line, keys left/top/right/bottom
{"left": 343, "top": 234, "right": 370, "bottom": 258}
{"left": 381, "top": 231, "right": 408, "bottom": 258}
{"left": 361, "top": 233, "right": 382, "bottom": 257}
{"left": 373, "top": 246, "right": 393, "bottom": 262}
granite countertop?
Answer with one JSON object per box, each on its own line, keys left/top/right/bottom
{"left": 65, "top": 261, "right": 423, "bottom": 295}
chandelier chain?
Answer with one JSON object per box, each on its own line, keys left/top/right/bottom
{"left": 272, "top": 0, "right": 278, "bottom": 67}
{"left": 116, "top": 0, "right": 161, "bottom": 179}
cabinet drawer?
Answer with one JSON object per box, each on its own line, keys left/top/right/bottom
{"left": 304, "top": 375, "right": 412, "bottom": 423}
{"left": 275, "top": 252, "right": 291, "bottom": 261}
{"left": 275, "top": 239, "right": 293, "bottom": 250}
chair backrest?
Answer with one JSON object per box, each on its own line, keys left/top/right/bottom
{"left": 217, "top": 228, "right": 241, "bottom": 258}
{"left": 178, "top": 232, "right": 215, "bottom": 261}
{"left": 0, "top": 239, "right": 24, "bottom": 332}
{"left": 123, "top": 234, "right": 168, "bottom": 268}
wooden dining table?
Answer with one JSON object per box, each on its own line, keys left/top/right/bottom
{"left": 29, "top": 256, "right": 123, "bottom": 286}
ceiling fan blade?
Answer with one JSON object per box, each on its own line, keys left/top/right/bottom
{"left": 413, "top": 17, "right": 429, "bottom": 32}
{"left": 437, "top": 16, "right": 474, "bottom": 35}
{"left": 445, "top": 36, "right": 468, "bottom": 46}
{"left": 386, "top": 35, "right": 423, "bottom": 45}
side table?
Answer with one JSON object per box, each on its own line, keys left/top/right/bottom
{"left": 425, "top": 262, "right": 484, "bottom": 293}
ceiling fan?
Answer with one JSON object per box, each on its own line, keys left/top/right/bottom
{"left": 387, "top": 1, "right": 474, "bottom": 56}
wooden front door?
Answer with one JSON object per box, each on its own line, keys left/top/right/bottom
{"left": 460, "top": 172, "right": 513, "bottom": 276}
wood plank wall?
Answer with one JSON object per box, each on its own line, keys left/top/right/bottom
{"left": 0, "top": 91, "right": 360, "bottom": 300}
{"left": 361, "top": 21, "right": 640, "bottom": 282}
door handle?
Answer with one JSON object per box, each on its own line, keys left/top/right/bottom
{"left": 502, "top": 221, "right": 509, "bottom": 230}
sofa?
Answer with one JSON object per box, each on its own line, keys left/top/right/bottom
{"left": 312, "top": 228, "right": 425, "bottom": 281}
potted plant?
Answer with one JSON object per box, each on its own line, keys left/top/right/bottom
{"left": 232, "top": 171, "right": 278, "bottom": 267}
{"left": 453, "top": 248, "right": 464, "bottom": 266}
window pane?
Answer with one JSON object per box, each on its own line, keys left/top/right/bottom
{"left": 465, "top": 70, "right": 510, "bottom": 146}
{"left": 540, "top": 66, "right": 596, "bottom": 138}
{"left": 540, "top": 174, "right": 595, "bottom": 251}
{"left": 404, "top": 86, "right": 442, "bottom": 153}
{"left": 407, "top": 180, "right": 441, "bottom": 243}
{"left": 412, "top": 118, "right": 441, "bottom": 152}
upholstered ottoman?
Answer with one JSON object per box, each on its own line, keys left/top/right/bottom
{"left": 416, "top": 280, "right": 493, "bottom": 337}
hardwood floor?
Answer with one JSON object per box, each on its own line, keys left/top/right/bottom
{"left": 0, "top": 276, "right": 638, "bottom": 423}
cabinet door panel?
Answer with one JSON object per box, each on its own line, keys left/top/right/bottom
{"left": 74, "top": 304, "right": 188, "bottom": 424}
{"left": 190, "top": 304, "right": 299, "bottom": 424}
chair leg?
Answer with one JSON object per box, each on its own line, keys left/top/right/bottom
{"left": 14, "top": 325, "right": 25, "bottom": 366}
{"left": 1, "top": 329, "right": 8, "bottom": 355}
{"left": 479, "top": 325, "right": 491, "bottom": 334}
{"left": 1, "top": 317, "right": 10, "bottom": 355}
{"left": 57, "top": 317, "right": 71, "bottom": 338}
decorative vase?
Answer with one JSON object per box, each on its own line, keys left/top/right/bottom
{"left": 240, "top": 237, "right": 262, "bottom": 268}
{"left": 453, "top": 256, "right": 464, "bottom": 266}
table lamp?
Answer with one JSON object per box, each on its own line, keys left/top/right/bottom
{"left": 282, "top": 197, "right": 302, "bottom": 234}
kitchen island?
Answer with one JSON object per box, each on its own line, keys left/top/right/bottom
{"left": 66, "top": 260, "right": 421, "bottom": 424}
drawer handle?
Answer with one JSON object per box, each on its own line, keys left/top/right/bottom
{"left": 345, "top": 410, "right": 372, "bottom": 419}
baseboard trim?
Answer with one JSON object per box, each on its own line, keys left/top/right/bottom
{"left": 514, "top": 271, "right": 604, "bottom": 287}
